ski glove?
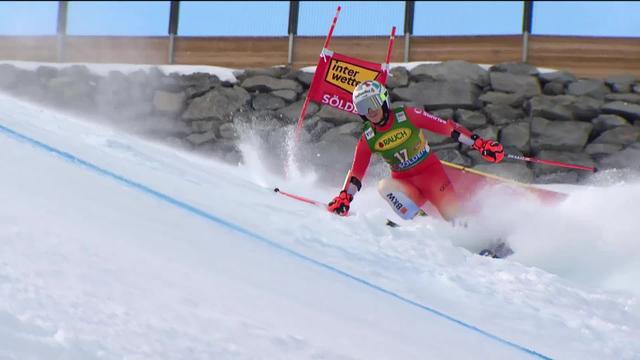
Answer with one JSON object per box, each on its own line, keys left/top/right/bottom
{"left": 472, "top": 135, "right": 505, "bottom": 163}
{"left": 328, "top": 190, "right": 353, "bottom": 216}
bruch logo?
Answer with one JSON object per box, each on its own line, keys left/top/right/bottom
{"left": 375, "top": 128, "right": 412, "bottom": 151}
{"left": 325, "top": 59, "right": 380, "bottom": 93}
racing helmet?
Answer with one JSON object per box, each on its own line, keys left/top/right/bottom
{"left": 352, "top": 80, "right": 390, "bottom": 119}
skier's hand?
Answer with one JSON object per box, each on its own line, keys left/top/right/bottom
{"left": 328, "top": 191, "right": 353, "bottom": 216}
{"left": 471, "top": 135, "right": 504, "bottom": 163}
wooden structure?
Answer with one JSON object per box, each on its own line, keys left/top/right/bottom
{"left": 1, "top": 34, "right": 638, "bottom": 79}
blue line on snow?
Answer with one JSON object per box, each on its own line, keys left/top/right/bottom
{"left": 0, "top": 123, "right": 551, "bottom": 360}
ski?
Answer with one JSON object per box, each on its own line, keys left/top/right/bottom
{"left": 384, "top": 218, "right": 513, "bottom": 258}
{"left": 386, "top": 219, "right": 400, "bottom": 227}
{"left": 479, "top": 242, "right": 514, "bottom": 259}
{"left": 274, "top": 187, "right": 512, "bottom": 258}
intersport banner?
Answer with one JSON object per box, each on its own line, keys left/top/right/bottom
{"left": 307, "top": 48, "right": 389, "bottom": 115}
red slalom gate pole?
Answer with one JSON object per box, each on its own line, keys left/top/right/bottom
{"left": 384, "top": 26, "right": 396, "bottom": 68}
{"left": 274, "top": 188, "right": 328, "bottom": 209}
{"left": 322, "top": 6, "right": 341, "bottom": 50}
{"left": 293, "top": 6, "right": 341, "bottom": 144}
{"left": 506, "top": 154, "right": 597, "bottom": 172}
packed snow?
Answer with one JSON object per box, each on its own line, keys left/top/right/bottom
{"left": 0, "top": 63, "right": 639, "bottom": 359}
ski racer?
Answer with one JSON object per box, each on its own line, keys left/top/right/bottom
{"left": 328, "top": 80, "right": 504, "bottom": 221}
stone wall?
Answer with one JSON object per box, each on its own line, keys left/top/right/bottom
{"left": 1, "top": 61, "right": 639, "bottom": 185}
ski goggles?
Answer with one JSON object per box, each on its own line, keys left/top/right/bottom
{"left": 354, "top": 94, "right": 385, "bottom": 115}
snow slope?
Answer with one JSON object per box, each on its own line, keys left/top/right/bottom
{"left": 0, "top": 89, "right": 639, "bottom": 359}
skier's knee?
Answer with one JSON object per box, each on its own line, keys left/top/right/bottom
{"left": 378, "top": 179, "right": 421, "bottom": 220}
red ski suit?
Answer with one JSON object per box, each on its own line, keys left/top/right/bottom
{"left": 345, "top": 106, "right": 475, "bottom": 220}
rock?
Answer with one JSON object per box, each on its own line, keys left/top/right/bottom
{"left": 392, "top": 80, "right": 481, "bottom": 110}
{"left": 527, "top": 95, "right": 574, "bottom": 121}
{"left": 425, "top": 128, "right": 455, "bottom": 146}
{"left": 569, "top": 96, "right": 603, "bottom": 121}
{"left": 309, "top": 119, "right": 334, "bottom": 142}
{"left": 410, "top": 60, "right": 489, "bottom": 86}
{"left": 600, "top": 101, "right": 640, "bottom": 121}
{"left": 241, "top": 75, "right": 303, "bottom": 93}
{"left": 94, "top": 71, "right": 130, "bottom": 112}
{"left": 35, "top": 66, "right": 59, "bottom": 81}
{"left": 604, "top": 93, "right": 640, "bottom": 105}
{"left": 531, "top": 150, "right": 595, "bottom": 178}
{"left": 295, "top": 71, "right": 314, "bottom": 87}
{"left": 591, "top": 125, "right": 640, "bottom": 146}
{"left": 185, "top": 130, "right": 217, "bottom": 146}
{"left": 0, "top": 63, "right": 19, "bottom": 89}
{"left": 483, "top": 104, "right": 524, "bottom": 125}
{"left": 584, "top": 143, "right": 623, "bottom": 157}
{"left": 271, "top": 89, "right": 297, "bottom": 102}
{"left": 530, "top": 117, "right": 593, "bottom": 152}
{"left": 391, "top": 101, "right": 421, "bottom": 109}
{"left": 152, "top": 90, "right": 186, "bottom": 115}
{"left": 490, "top": 72, "right": 541, "bottom": 98}
{"left": 500, "top": 122, "right": 530, "bottom": 152}
{"left": 430, "top": 109, "right": 454, "bottom": 121}
{"left": 176, "top": 72, "right": 220, "bottom": 97}
{"left": 191, "top": 120, "right": 215, "bottom": 133}
{"left": 252, "top": 93, "right": 286, "bottom": 111}
{"left": 320, "top": 122, "right": 362, "bottom": 140}
{"left": 387, "top": 66, "right": 410, "bottom": 88}
{"left": 479, "top": 91, "right": 526, "bottom": 108}
{"left": 309, "top": 134, "right": 360, "bottom": 182}
{"left": 276, "top": 99, "right": 319, "bottom": 123}
{"left": 535, "top": 171, "right": 579, "bottom": 185}
{"left": 490, "top": 62, "right": 539, "bottom": 76}
{"left": 59, "top": 65, "right": 92, "bottom": 80}
{"left": 455, "top": 109, "right": 487, "bottom": 130}
{"left": 591, "top": 114, "right": 630, "bottom": 134}
{"left": 218, "top": 123, "right": 238, "bottom": 139}
{"left": 606, "top": 74, "right": 636, "bottom": 93}
{"left": 538, "top": 71, "right": 577, "bottom": 84}
{"left": 473, "top": 125, "right": 500, "bottom": 142}
{"left": 181, "top": 86, "right": 251, "bottom": 121}
{"left": 567, "top": 79, "right": 609, "bottom": 100}
{"left": 232, "top": 110, "right": 282, "bottom": 130}
{"left": 47, "top": 75, "right": 95, "bottom": 110}
{"left": 315, "top": 105, "right": 361, "bottom": 124}
{"left": 435, "top": 149, "right": 473, "bottom": 167}
{"left": 543, "top": 81, "right": 565, "bottom": 95}
{"left": 597, "top": 144, "right": 640, "bottom": 171}
{"left": 240, "top": 66, "right": 291, "bottom": 79}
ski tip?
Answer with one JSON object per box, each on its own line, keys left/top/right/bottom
{"left": 386, "top": 219, "right": 400, "bottom": 227}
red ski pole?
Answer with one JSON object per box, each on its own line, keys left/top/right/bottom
{"left": 274, "top": 188, "right": 328, "bottom": 209}
{"left": 506, "top": 154, "right": 597, "bottom": 172}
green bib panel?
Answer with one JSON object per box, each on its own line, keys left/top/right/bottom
{"left": 363, "top": 107, "right": 430, "bottom": 172}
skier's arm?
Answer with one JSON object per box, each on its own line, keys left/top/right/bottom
{"left": 406, "top": 106, "right": 505, "bottom": 163}
{"left": 328, "top": 136, "right": 372, "bottom": 215}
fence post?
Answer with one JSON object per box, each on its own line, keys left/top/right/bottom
{"left": 56, "top": 1, "right": 68, "bottom": 62}
{"left": 168, "top": 1, "right": 180, "bottom": 64}
{"left": 522, "top": 0, "right": 533, "bottom": 63}
{"left": 404, "top": 1, "right": 414, "bottom": 63}
{"left": 288, "top": 1, "right": 299, "bottom": 66}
